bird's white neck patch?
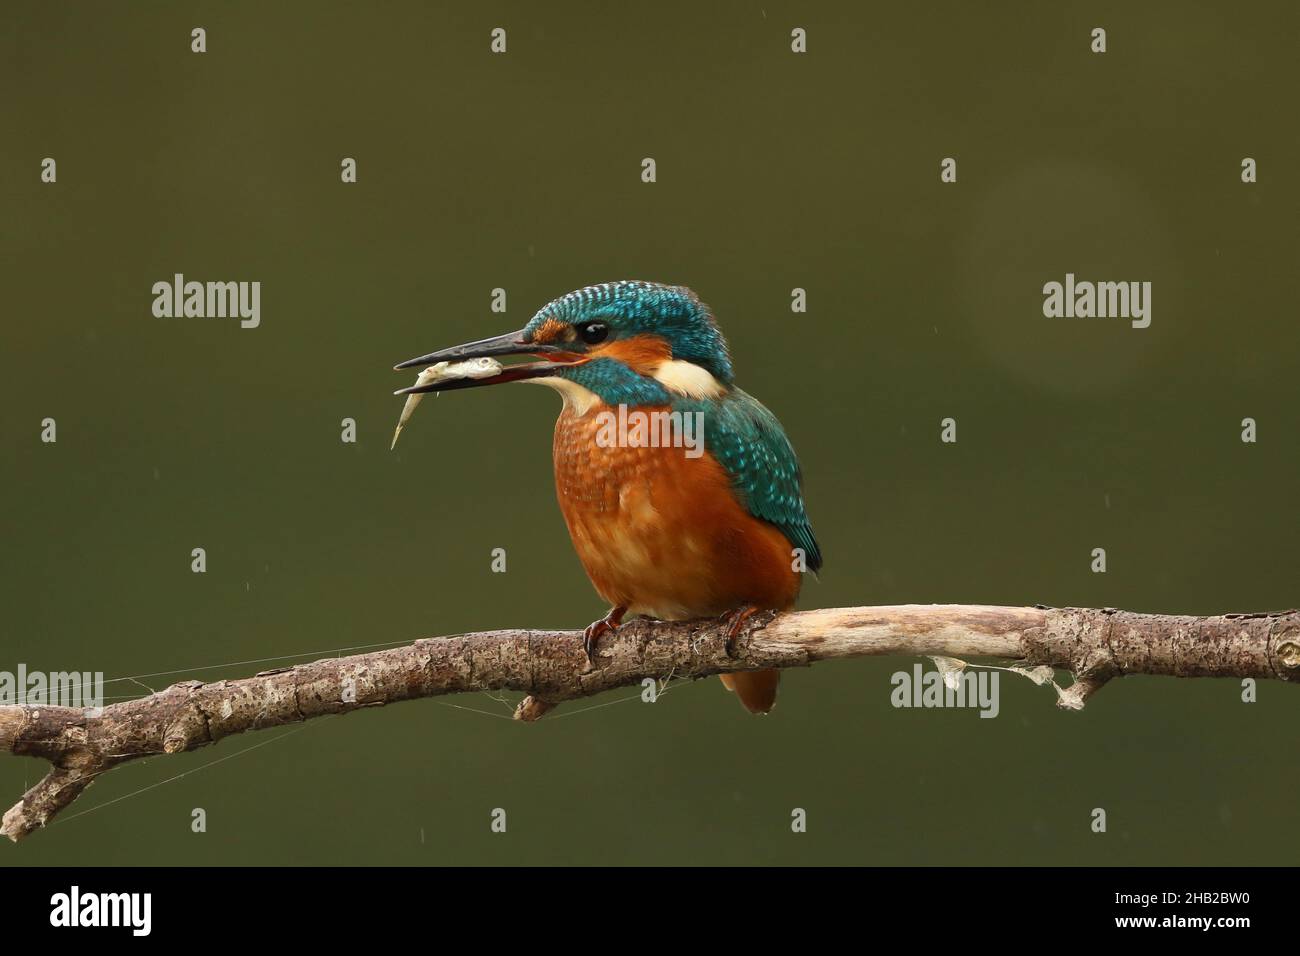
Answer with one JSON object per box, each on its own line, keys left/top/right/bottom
{"left": 650, "top": 359, "right": 727, "bottom": 399}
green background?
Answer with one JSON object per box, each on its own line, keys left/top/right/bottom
{"left": 2, "top": 1, "right": 1298, "bottom": 865}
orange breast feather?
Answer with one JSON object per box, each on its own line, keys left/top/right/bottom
{"left": 552, "top": 402, "right": 802, "bottom": 621}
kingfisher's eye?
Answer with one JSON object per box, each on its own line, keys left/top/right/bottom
{"left": 578, "top": 321, "right": 609, "bottom": 345}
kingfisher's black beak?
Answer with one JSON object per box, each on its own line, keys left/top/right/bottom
{"left": 393, "top": 328, "right": 577, "bottom": 395}
{"left": 393, "top": 329, "right": 562, "bottom": 369}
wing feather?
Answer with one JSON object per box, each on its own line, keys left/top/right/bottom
{"left": 678, "top": 388, "right": 822, "bottom": 572}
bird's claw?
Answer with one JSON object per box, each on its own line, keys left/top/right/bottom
{"left": 582, "top": 606, "right": 627, "bottom": 664}
{"left": 718, "top": 605, "right": 762, "bottom": 657}
{"left": 582, "top": 620, "right": 612, "bottom": 662}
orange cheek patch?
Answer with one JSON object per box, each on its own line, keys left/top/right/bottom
{"left": 591, "top": 335, "right": 672, "bottom": 374}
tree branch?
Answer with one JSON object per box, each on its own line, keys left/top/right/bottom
{"left": 3, "top": 604, "right": 1297, "bottom": 842}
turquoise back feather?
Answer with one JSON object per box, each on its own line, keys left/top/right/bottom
{"left": 678, "top": 389, "right": 822, "bottom": 573}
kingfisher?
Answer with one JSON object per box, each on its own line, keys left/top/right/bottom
{"left": 393, "top": 281, "right": 821, "bottom": 714}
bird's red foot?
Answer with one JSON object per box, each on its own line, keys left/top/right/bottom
{"left": 718, "top": 605, "right": 762, "bottom": 656}
{"left": 583, "top": 606, "right": 627, "bottom": 663}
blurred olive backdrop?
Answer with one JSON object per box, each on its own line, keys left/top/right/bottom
{"left": 3, "top": 1, "right": 1298, "bottom": 866}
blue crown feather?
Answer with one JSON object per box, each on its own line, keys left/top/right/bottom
{"left": 525, "top": 280, "right": 735, "bottom": 384}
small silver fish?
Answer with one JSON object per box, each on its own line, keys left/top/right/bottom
{"left": 391, "top": 357, "right": 503, "bottom": 450}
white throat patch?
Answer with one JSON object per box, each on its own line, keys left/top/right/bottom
{"left": 526, "top": 375, "right": 601, "bottom": 415}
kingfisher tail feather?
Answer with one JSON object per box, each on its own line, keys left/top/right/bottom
{"left": 720, "top": 670, "right": 781, "bottom": 714}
